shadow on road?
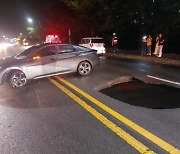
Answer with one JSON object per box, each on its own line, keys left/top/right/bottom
{"left": 0, "top": 73, "right": 87, "bottom": 109}
{"left": 0, "top": 78, "right": 71, "bottom": 109}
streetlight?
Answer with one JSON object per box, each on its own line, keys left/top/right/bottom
{"left": 27, "top": 17, "right": 33, "bottom": 24}
{"left": 26, "top": 17, "right": 34, "bottom": 34}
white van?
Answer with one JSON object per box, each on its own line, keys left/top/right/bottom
{"left": 80, "top": 37, "right": 106, "bottom": 55}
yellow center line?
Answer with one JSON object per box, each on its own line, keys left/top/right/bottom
{"left": 55, "top": 76, "right": 180, "bottom": 154}
{"left": 48, "top": 77, "right": 155, "bottom": 154}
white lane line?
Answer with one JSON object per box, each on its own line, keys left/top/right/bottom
{"left": 147, "top": 75, "right": 180, "bottom": 86}
{"left": 100, "top": 56, "right": 106, "bottom": 60}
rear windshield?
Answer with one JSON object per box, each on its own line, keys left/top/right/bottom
{"left": 81, "top": 39, "right": 90, "bottom": 44}
{"left": 92, "top": 39, "right": 104, "bottom": 43}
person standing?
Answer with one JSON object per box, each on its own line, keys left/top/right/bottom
{"left": 141, "top": 35, "right": 147, "bottom": 56}
{"left": 153, "top": 34, "right": 159, "bottom": 56}
{"left": 112, "top": 33, "right": 119, "bottom": 53}
{"left": 146, "top": 35, "right": 152, "bottom": 55}
{"left": 157, "top": 33, "right": 165, "bottom": 57}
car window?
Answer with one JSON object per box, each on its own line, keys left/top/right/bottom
{"left": 35, "top": 46, "right": 56, "bottom": 57}
{"left": 82, "top": 39, "right": 90, "bottom": 44}
{"left": 57, "top": 45, "right": 75, "bottom": 53}
{"left": 92, "top": 39, "right": 104, "bottom": 43}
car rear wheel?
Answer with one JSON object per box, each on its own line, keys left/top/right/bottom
{"left": 9, "top": 70, "right": 27, "bottom": 88}
{"left": 78, "top": 61, "right": 91, "bottom": 76}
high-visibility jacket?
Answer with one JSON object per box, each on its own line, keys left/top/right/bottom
{"left": 147, "top": 37, "right": 152, "bottom": 46}
{"left": 112, "top": 36, "right": 118, "bottom": 45}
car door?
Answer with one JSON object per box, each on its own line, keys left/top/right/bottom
{"left": 56, "top": 45, "right": 79, "bottom": 73}
{"left": 26, "top": 45, "right": 58, "bottom": 79}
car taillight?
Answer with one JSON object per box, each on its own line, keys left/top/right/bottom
{"left": 90, "top": 43, "right": 93, "bottom": 48}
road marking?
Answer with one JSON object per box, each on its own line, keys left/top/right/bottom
{"left": 48, "top": 77, "right": 155, "bottom": 154}
{"left": 100, "top": 56, "right": 106, "bottom": 60}
{"left": 55, "top": 76, "right": 180, "bottom": 154}
{"left": 147, "top": 75, "right": 180, "bottom": 86}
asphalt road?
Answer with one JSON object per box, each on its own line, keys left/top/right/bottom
{"left": 0, "top": 46, "right": 180, "bottom": 154}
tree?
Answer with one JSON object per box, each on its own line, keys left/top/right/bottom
{"left": 62, "top": 0, "right": 180, "bottom": 52}
{"left": 25, "top": 0, "right": 179, "bottom": 51}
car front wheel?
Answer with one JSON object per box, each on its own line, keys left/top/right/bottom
{"left": 77, "top": 61, "right": 91, "bottom": 76}
{"left": 9, "top": 70, "right": 27, "bottom": 88}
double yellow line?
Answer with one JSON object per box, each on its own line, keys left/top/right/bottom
{"left": 48, "top": 76, "right": 180, "bottom": 154}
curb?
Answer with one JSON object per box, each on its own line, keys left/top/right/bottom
{"left": 105, "top": 53, "right": 180, "bottom": 66}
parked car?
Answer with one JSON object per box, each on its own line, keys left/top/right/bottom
{"left": 80, "top": 37, "right": 106, "bottom": 55}
{"left": 0, "top": 43, "right": 100, "bottom": 88}
{"left": 23, "top": 38, "right": 29, "bottom": 46}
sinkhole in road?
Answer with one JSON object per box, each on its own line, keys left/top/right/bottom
{"left": 100, "top": 78, "right": 180, "bottom": 109}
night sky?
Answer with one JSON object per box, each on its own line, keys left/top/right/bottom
{"left": 0, "top": 0, "right": 43, "bottom": 38}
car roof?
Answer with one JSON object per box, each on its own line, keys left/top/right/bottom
{"left": 41, "top": 43, "right": 74, "bottom": 47}
{"left": 82, "top": 37, "right": 103, "bottom": 39}
{"left": 34, "top": 43, "right": 83, "bottom": 49}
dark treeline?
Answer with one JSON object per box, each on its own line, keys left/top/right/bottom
{"left": 32, "top": 0, "right": 180, "bottom": 53}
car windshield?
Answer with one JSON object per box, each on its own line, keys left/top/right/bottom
{"left": 92, "top": 39, "right": 104, "bottom": 43}
{"left": 16, "top": 45, "right": 41, "bottom": 58}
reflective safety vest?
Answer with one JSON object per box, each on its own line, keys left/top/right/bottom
{"left": 147, "top": 37, "right": 152, "bottom": 46}
{"left": 112, "top": 36, "right": 118, "bottom": 45}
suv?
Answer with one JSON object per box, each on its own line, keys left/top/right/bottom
{"left": 80, "top": 37, "right": 106, "bottom": 55}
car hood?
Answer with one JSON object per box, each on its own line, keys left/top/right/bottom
{"left": 0, "top": 56, "right": 24, "bottom": 69}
